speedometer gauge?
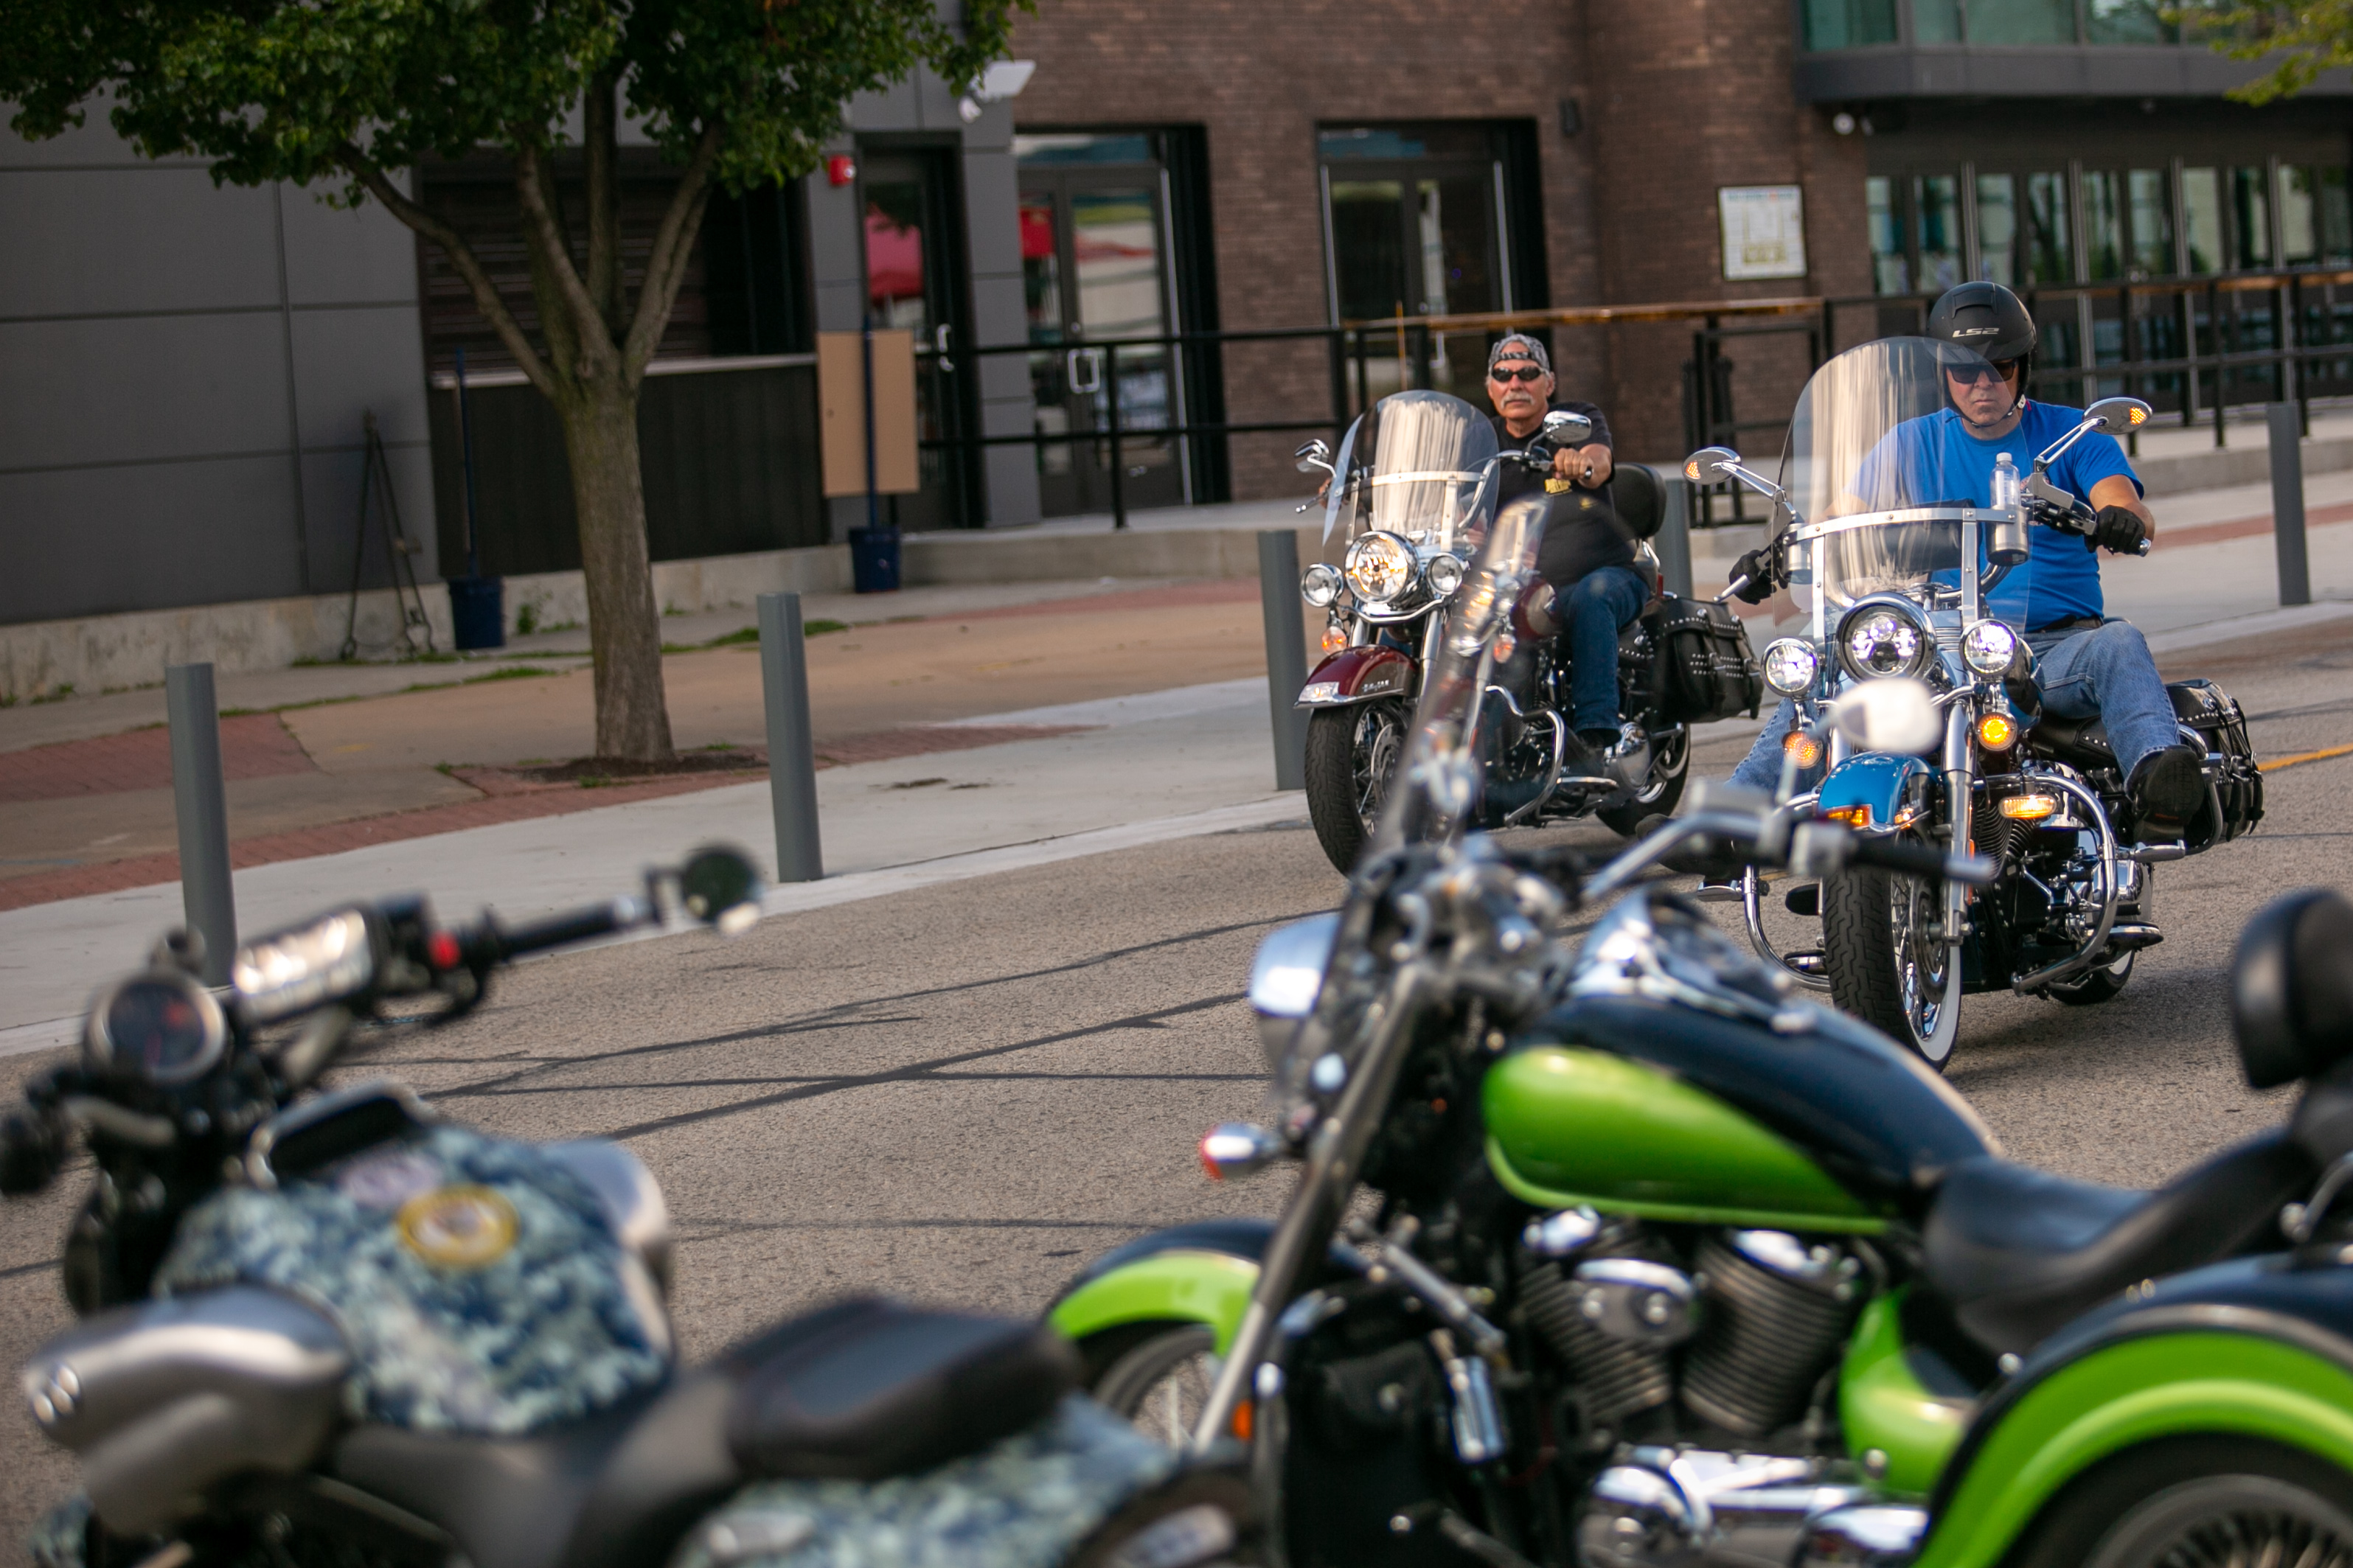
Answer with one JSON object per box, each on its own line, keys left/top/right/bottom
{"left": 86, "top": 972, "right": 227, "bottom": 1086}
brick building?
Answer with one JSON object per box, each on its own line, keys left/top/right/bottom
{"left": 7, "top": 0, "right": 2351, "bottom": 658}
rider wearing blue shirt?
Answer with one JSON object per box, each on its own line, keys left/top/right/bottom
{"left": 1720, "top": 282, "right": 2206, "bottom": 847}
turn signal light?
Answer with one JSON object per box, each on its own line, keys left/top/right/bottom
{"left": 1998, "top": 792, "right": 2060, "bottom": 820}
{"left": 1494, "top": 631, "right": 1518, "bottom": 661}
{"left": 1231, "top": 1401, "right": 1254, "bottom": 1442}
{"left": 1199, "top": 1123, "right": 1284, "bottom": 1182}
{"left": 1824, "top": 804, "right": 1870, "bottom": 828}
{"left": 1783, "top": 731, "right": 1824, "bottom": 771}
{"left": 1320, "top": 624, "right": 1348, "bottom": 655}
{"left": 1976, "top": 713, "right": 2019, "bottom": 751}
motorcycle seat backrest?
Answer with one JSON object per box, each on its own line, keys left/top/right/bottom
{"left": 2235, "top": 889, "right": 2353, "bottom": 1105}
{"left": 1611, "top": 464, "right": 1667, "bottom": 540}
{"left": 330, "top": 1297, "right": 1082, "bottom": 1568}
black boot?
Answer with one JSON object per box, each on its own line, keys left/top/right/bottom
{"left": 2127, "top": 744, "right": 2204, "bottom": 842}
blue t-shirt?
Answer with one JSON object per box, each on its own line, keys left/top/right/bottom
{"left": 1866, "top": 402, "right": 2140, "bottom": 629}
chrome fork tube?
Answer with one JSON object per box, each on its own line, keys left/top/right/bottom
{"left": 1942, "top": 702, "right": 1973, "bottom": 954}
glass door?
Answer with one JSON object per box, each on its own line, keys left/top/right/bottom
{"left": 861, "top": 150, "right": 973, "bottom": 531}
{"left": 1020, "top": 161, "right": 1184, "bottom": 518}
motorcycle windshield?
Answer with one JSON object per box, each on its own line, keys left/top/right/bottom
{"left": 1777, "top": 337, "right": 1998, "bottom": 624}
{"left": 1324, "top": 390, "right": 1501, "bottom": 552}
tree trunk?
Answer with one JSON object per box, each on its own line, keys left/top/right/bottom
{"left": 556, "top": 376, "right": 674, "bottom": 763}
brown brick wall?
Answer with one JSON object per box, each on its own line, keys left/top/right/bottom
{"left": 1010, "top": 0, "right": 1866, "bottom": 487}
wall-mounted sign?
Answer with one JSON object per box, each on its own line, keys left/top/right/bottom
{"left": 1718, "top": 186, "right": 1808, "bottom": 282}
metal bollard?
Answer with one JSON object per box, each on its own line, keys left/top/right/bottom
{"left": 1259, "top": 531, "right": 1309, "bottom": 791}
{"left": 757, "top": 593, "right": 824, "bottom": 883}
{"left": 165, "top": 664, "right": 236, "bottom": 984}
{"left": 1649, "top": 463, "right": 1695, "bottom": 600}
{"left": 2267, "top": 401, "right": 2312, "bottom": 607}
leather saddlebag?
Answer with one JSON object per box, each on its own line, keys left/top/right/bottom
{"left": 1649, "top": 595, "right": 1763, "bottom": 724}
{"left": 2168, "top": 678, "right": 2263, "bottom": 851}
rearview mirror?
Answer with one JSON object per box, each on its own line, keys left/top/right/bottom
{"left": 678, "top": 846, "right": 763, "bottom": 935}
{"left": 1682, "top": 446, "right": 1742, "bottom": 484}
{"left": 2083, "top": 397, "right": 2152, "bottom": 436}
{"left": 1541, "top": 410, "right": 1594, "bottom": 447}
{"left": 1295, "top": 439, "right": 1333, "bottom": 475}
{"left": 1828, "top": 679, "right": 1942, "bottom": 756}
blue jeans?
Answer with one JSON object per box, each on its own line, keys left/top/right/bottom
{"left": 1727, "top": 616, "right": 2178, "bottom": 789}
{"left": 1562, "top": 565, "right": 1650, "bottom": 733}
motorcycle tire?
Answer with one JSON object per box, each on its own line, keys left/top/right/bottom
{"left": 1304, "top": 701, "right": 1408, "bottom": 876}
{"left": 1093, "top": 1323, "right": 1220, "bottom": 1449}
{"left": 1823, "top": 847, "right": 1962, "bottom": 1069}
{"left": 2008, "top": 1436, "right": 2353, "bottom": 1568}
{"left": 2048, "top": 950, "right": 2135, "bottom": 1007}
{"left": 1597, "top": 725, "right": 1690, "bottom": 839}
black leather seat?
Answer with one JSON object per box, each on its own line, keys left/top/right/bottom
{"left": 331, "top": 1299, "right": 1078, "bottom": 1568}
{"left": 1921, "top": 1131, "right": 2312, "bottom": 1356}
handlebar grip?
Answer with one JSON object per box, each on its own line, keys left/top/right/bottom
{"left": 490, "top": 898, "right": 643, "bottom": 961}
{"left": 1849, "top": 836, "right": 1954, "bottom": 879}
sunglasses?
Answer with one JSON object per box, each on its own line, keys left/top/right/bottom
{"left": 1490, "top": 364, "right": 1548, "bottom": 383}
{"left": 1945, "top": 359, "right": 2023, "bottom": 386}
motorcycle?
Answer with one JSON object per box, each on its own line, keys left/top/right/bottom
{"left": 1289, "top": 390, "right": 1761, "bottom": 874}
{"left": 3, "top": 850, "right": 1247, "bottom": 1568}
{"left": 1681, "top": 335, "right": 2263, "bottom": 1066}
{"left": 1043, "top": 497, "right": 2353, "bottom": 1568}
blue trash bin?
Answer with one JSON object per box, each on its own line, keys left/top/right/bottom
{"left": 448, "top": 576, "right": 505, "bottom": 650}
{"left": 849, "top": 528, "right": 902, "bottom": 594}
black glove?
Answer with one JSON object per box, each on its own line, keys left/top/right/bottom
{"left": 2092, "top": 505, "right": 2147, "bottom": 555}
{"left": 1727, "top": 548, "right": 1775, "bottom": 604}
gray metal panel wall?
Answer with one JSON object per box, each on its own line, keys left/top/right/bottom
{"left": 0, "top": 108, "right": 437, "bottom": 627}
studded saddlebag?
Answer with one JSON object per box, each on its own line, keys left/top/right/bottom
{"left": 1648, "top": 595, "right": 1764, "bottom": 725}
{"left": 2168, "top": 678, "right": 2263, "bottom": 851}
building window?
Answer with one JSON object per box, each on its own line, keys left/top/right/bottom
{"left": 1868, "top": 175, "right": 1910, "bottom": 294}
{"left": 1916, "top": 175, "right": 1963, "bottom": 293}
{"left": 2182, "top": 167, "right": 2225, "bottom": 273}
{"left": 2085, "top": 0, "right": 2175, "bottom": 43}
{"left": 1975, "top": 173, "right": 2019, "bottom": 286}
{"left": 2280, "top": 165, "right": 2321, "bottom": 265}
{"left": 1913, "top": 0, "right": 1963, "bottom": 43}
{"left": 2082, "top": 170, "right": 2125, "bottom": 280}
{"left": 703, "top": 184, "right": 808, "bottom": 356}
{"left": 2026, "top": 172, "right": 2073, "bottom": 285}
{"left": 2127, "top": 169, "right": 2173, "bottom": 276}
{"left": 1802, "top": 0, "right": 1898, "bottom": 49}
{"left": 1966, "top": 0, "right": 2079, "bottom": 44}
{"left": 2233, "top": 167, "right": 2272, "bottom": 266}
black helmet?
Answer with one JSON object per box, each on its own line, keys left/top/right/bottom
{"left": 1926, "top": 282, "right": 2037, "bottom": 363}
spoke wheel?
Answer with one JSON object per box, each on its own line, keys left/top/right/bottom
{"left": 2049, "top": 949, "right": 2135, "bottom": 1007}
{"left": 1824, "top": 850, "right": 1962, "bottom": 1068}
{"left": 1599, "top": 725, "right": 1689, "bottom": 837}
{"left": 2012, "top": 1440, "right": 2353, "bottom": 1568}
{"left": 1092, "top": 1325, "right": 1221, "bottom": 1449}
{"left": 1304, "top": 700, "right": 1408, "bottom": 874}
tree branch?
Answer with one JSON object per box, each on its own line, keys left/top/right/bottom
{"left": 515, "top": 139, "right": 616, "bottom": 379}
{"left": 584, "top": 71, "right": 624, "bottom": 333}
{"left": 338, "top": 143, "right": 555, "bottom": 400}
{"left": 622, "top": 119, "right": 725, "bottom": 382}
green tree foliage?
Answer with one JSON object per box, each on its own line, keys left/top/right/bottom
{"left": 2178, "top": 2, "right": 2353, "bottom": 102}
{"left": 2, "top": 0, "right": 1023, "bottom": 761}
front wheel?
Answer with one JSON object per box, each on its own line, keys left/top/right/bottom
{"left": 1824, "top": 850, "right": 1962, "bottom": 1068}
{"left": 1304, "top": 700, "right": 1408, "bottom": 874}
{"left": 1091, "top": 1323, "right": 1220, "bottom": 1449}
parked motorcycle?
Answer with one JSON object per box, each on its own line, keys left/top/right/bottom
{"left": 1045, "top": 500, "right": 2353, "bottom": 1568}
{"left": 1290, "top": 390, "right": 1760, "bottom": 874}
{"left": 1682, "top": 335, "right": 2263, "bottom": 1065}
{"left": 4, "top": 851, "right": 1246, "bottom": 1568}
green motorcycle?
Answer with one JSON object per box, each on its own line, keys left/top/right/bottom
{"left": 1046, "top": 496, "right": 2353, "bottom": 1568}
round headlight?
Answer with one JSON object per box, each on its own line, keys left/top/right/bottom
{"left": 1837, "top": 602, "right": 1931, "bottom": 681}
{"left": 1762, "top": 637, "right": 1820, "bottom": 697}
{"left": 1425, "top": 553, "right": 1465, "bottom": 598}
{"left": 1344, "top": 532, "right": 1416, "bottom": 604}
{"left": 1300, "top": 562, "right": 1343, "bottom": 608}
{"left": 1961, "top": 619, "right": 2018, "bottom": 677}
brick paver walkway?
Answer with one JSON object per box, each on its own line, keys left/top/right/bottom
{"left": 0, "top": 713, "right": 315, "bottom": 804}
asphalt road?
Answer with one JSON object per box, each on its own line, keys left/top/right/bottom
{"left": 2, "top": 622, "right": 2349, "bottom": 1548}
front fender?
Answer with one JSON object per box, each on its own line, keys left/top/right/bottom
{"left": 1818, "top": 752, "right": 1934, "bottom": 830}
{"left": 1046, "top": 1219, "right": 1268, "bottom": 1356}
{"left": 1298, "top": 645, "right": 1415, "bottom": 708}
{"left": 1916, "top": 1309, "right": 2353, "bottom": 1568}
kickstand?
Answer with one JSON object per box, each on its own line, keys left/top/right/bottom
{"left": 338, "top": 410, "right": 436, "bottom": 662}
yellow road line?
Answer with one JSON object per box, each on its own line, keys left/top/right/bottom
{"left": 2262, "top": 742, "right": 2353, "bottom": 773}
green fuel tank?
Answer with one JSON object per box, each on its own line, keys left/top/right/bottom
{"left": 1483, "top": 997, "right": 1998, "bottom": 1232}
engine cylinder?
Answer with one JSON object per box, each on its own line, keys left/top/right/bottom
{"left": 1521, "top": 1248, "right": 1672, "bottom": 1432}
{"left": 1681, "top": 1230, "right": 1860, "bottom": 1438}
